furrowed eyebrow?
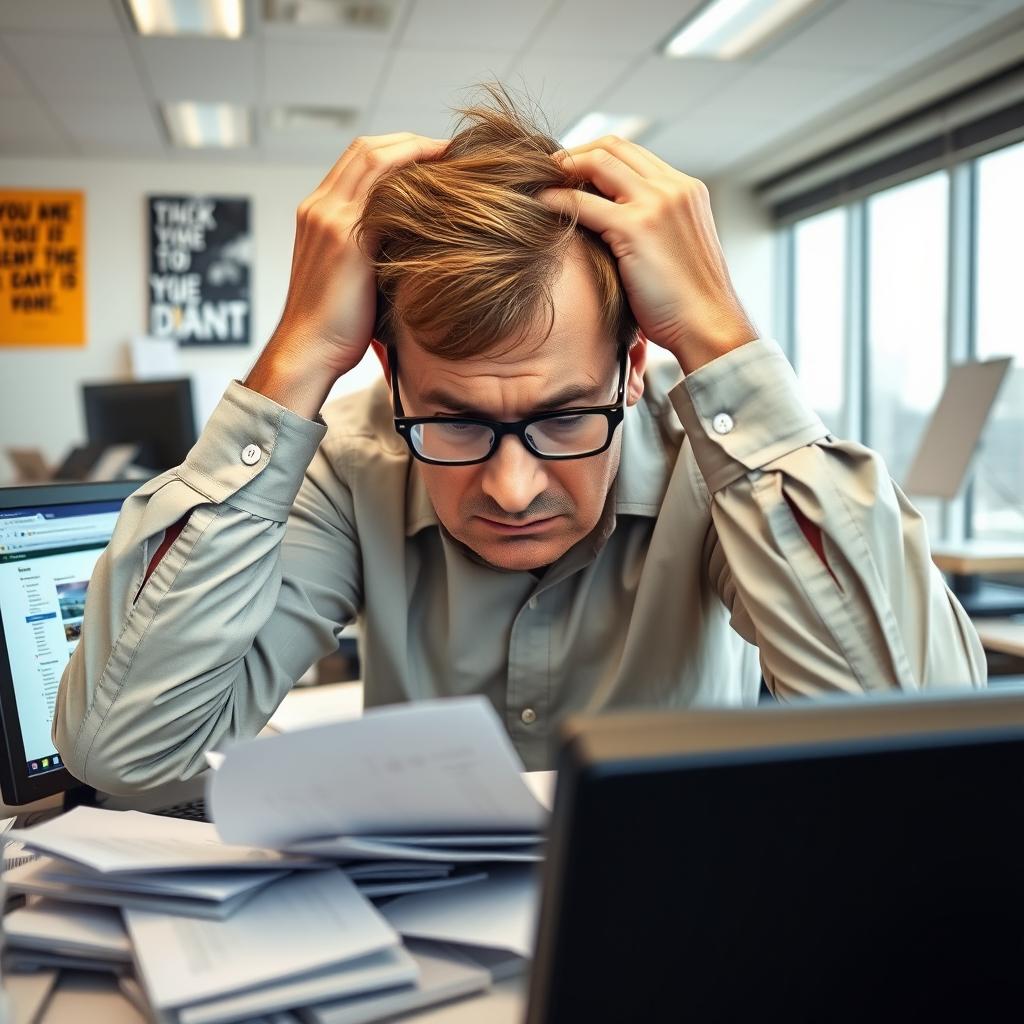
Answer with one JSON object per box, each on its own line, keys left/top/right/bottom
{"left": 420, "top": 381, "right": 606, "bottom": 417}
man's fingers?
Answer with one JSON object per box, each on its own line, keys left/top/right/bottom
{"left": 536, "top": 187, "right": 620, "bottom": 236}
{"left": 344, "top": 135, "right": 450, "bottom": 203}
{"left": 313, "top": 133, "right": 446, "bottom": 202}
{"left": 551, "top": 147, "right": 656, "bottom": 205}
{"left": 557, "top": 135, "right": 664, "bottom": 180}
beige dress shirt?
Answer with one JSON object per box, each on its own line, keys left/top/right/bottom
{"left": 53, "top": 339, "right": 986, "bottom": 792}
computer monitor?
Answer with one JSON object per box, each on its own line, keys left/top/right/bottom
{"left": 82, "top": 378, "right": 196, "bottom": 472}
{"left": 0, "top": 480, "right": 142, "bottom": 806}
{"left": 528, "top": 690, "right": 1024, "bottom": 1022}
{"left": 903, "top": 355, "right": 1012, "bottom": 500}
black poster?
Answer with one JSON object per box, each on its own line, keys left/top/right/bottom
{"left": 147, "top": 195, "right": 251, "bottom": 347}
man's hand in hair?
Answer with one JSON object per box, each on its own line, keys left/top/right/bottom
{"left": 246, "top": 133, "right": 449, "bottom": 419}
{"left": 538, "top": 137, "right": 758, "bottom": 375}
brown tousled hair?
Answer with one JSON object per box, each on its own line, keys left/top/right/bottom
{"left": 356, "top": 83, "right": 638, "bottom": 360}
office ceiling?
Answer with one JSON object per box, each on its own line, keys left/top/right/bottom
{"left": 1, "top": 0, "right": 1023, "bottom": 180}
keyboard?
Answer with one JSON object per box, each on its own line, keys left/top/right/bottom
{"left": 149, "top": 797, "right": 208, "bottom": 822}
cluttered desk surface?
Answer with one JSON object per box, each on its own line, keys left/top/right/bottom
{"left": 2, "top": 684, "right": 540, "bottom": 1024}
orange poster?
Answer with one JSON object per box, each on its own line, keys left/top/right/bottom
{"left": 0, "top": 190, "right": 85, "bottom": 347}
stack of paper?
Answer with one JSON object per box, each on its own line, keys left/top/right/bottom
{"left": 2, "top": 898, "right": 131, "bottom": 972}
{"left": 2, "top": 808, "right": 307, "bottom": 919}
{"left": 2, "top": 697, "right": 551, "bottom": 1022}
{"left": 126, "top": 869, "right": 413, "bottom": 1024}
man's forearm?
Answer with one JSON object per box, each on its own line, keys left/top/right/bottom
{"left": 244, "top": 332, "right": 345, "bottom": 421}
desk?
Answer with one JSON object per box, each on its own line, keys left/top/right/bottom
{"left": 931, "top": 540, "right": 1024, "bottom": 576}
{"left": 2, "top": 682, "right": 531, "bottom": 1024}
{"left": 973, "top": 618, "right": 1024, "bottom": 659}
{"left": 4, "top": 970, "right": 527, "bottom": 1024}
{"left": 930, "top": 541, "right": 1024, "bottom": 618}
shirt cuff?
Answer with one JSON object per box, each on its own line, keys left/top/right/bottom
{"left": 175, "top": 380, "right": 328, "bottom": 522}
{"left": 669, "top": 339, "right": 828, "bottom": 493}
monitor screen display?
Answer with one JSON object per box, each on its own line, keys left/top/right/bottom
{"left": 0, "top": 495, "right": 123, "bottom": 782}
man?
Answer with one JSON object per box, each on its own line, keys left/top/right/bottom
{"left": 54, "top": 89, "right": 985, "bottom": 793}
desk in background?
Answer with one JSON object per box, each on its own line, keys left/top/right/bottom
{"left": 931, "top": 540, "right": 1024, "bottom": 618}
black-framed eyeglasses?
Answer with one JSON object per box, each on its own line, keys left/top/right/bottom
{"left": 388, "top": 345, "right": 627, "bottom": 466}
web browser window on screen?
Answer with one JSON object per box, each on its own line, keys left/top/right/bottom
{"left": 0, "top": 499, "right": 120, "bottom": 779}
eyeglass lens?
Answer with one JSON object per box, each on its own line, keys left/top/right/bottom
{"left": 409, "top": 414, "right": 611, "bottom": 463}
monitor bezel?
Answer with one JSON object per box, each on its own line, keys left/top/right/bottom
{"left": 0, "top": 479, "right": 143, "bottom": 806}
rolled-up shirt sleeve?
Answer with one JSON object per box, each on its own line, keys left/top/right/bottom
{"left": 671, "top": 339, "right": 987, "bottom": 698}
{"left": 53, "top": 381, "right": 361, "bottom": 793}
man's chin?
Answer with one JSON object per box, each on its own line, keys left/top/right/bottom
{"left": 460, "top": 530, "right": 578, "bottom": 573}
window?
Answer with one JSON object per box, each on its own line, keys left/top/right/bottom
{"left": 972, "top": 140, "right": 1024, "bottom": 540}
{"left": 865, "top": 172, "right": 949, "bottom": 488}
{"left": 792, "top": 208, "right": 847, "bottom": 433}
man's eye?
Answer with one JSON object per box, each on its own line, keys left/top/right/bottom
{"left": 547, "top": 415, "right": 585, "bottom": 431}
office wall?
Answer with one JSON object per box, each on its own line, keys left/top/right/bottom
{"left": 0, "top": 155, "right": 773, "bottom": 483}
{"left": 0, "top": 154, "right": 386, "bottom": 483}
{"left": 707, "top": 177, "right": 775, "bottom": 344}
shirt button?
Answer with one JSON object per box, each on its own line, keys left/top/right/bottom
{"left": 712, "top": 413, "right": 734, "bottom": 435}
{"left": 521, "top": 707, "right": 537, "bottom": 725}
{"left": 241, "top": 443, "right": 263, "bottom": 466}
{"left": 528, "top": 596, "right": 538, "bottom": 610}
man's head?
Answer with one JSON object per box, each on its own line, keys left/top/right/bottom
{"left": 357, "top": 86, "right": 646, "bottom": 571}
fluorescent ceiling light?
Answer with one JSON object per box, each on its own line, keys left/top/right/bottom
{"left": 126, "top": 0, "right": 245, "bottom": 38}
{"left": 664, "top": 0, "right": 819, "bottom": 60}
{"left": 163, "top": 102, "right": 252, "bottom": 148}
{"left": 267, "top": 105, "right": 360, "bottom": 133}
{"left": 263, "top": 0, "right": 398, "bottom": 31}
{"left": 560, "top": 113, "right": 652, "bottom": 150}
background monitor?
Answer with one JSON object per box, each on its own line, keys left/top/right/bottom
{"left": 529, "top": 690, "right": 1024, "bottom": 1022}
{"left": 82, "top": 378, "right": 196, "bottom": 472}
{"left": 0, "top": 479, "right": 141, "bottom": 806}
{"left": 903, "top": 356, "right": 1012, "bottom": 500}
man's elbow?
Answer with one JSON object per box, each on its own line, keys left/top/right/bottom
{"left": 54, "top": 721, "right": 207, "bottom": 796}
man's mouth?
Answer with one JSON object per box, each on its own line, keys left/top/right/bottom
{"left": 477, "top": 516, "right": 558, "bottom": 534}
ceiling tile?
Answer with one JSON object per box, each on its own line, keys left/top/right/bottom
{"left": 504, "top": 53, "right": 633, "bottom": 134}
{"left": 49, "top": 96, "right": 165, "bottom": 153}
{"left": 528, "top": 0, "right": 703, "bottom": 57}
{"left": 0, "top": 0, "right": 122, "bottom": 34}
{"left": 5, "top": 32, "right": 144, "bottom": 100}
{"left": 599, "top": 55, "right": 748, "bottom": 122}
{"left": 374, "top": 48, "right": 516, "bottom": 110}
{"left": 0, "top": 46, "right": 29, "bottom": 97}
{"left": 400, "top": 0, "right": 554, "bottom": 51}
{"left": 363, "top": 104, "right": 458, "bottom": 137}
{"left": 0, "top": 95, "right": 72, "bottom": 153}
{"left": 263, "top": 40, "right": 390, "bottom": 107}
{"left": 700, "top": 64, "right": 870, "bottom": 125}
{"left": 764, "top": 0, "right": 976, "bottom": 71}
{"left": 139, "top": 38, "right": 259, "bottom": 103}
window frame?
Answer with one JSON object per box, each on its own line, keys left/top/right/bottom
{"left": 778, "top": 137, "right": 1022, "bottom": 543}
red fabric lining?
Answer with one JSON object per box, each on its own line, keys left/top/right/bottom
{"left": 784, "top": 494, "right": 840, "bottom": 588}
{"left": 135, "top": 514, "right": 190, "bottom": 601}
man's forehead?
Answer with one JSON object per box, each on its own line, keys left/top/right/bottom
{"left": 395, "top": 336, "right": 616, "bottom": 417}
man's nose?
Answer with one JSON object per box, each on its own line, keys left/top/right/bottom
{"left": 479, "top": 435, "right": 548, "bottom": 515}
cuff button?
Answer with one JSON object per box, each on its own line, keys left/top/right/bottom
{"left": 712, "top": 413, "right": 734, "bottom": 435}
{"left": 241, "top": 443, "right": 263, "bottom": 466}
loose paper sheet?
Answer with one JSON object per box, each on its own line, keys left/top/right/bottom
{"left": 210, "top": 697, "right": 547, "bottom": 850}
{"left": 7, "top": 807, "right": 314, "bottom": 874}
{"left": 381, "top": 866, "right": 541, "bottom": 958}
{"left": 126, "top": 868, "right": 399, "bottom": 1010}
